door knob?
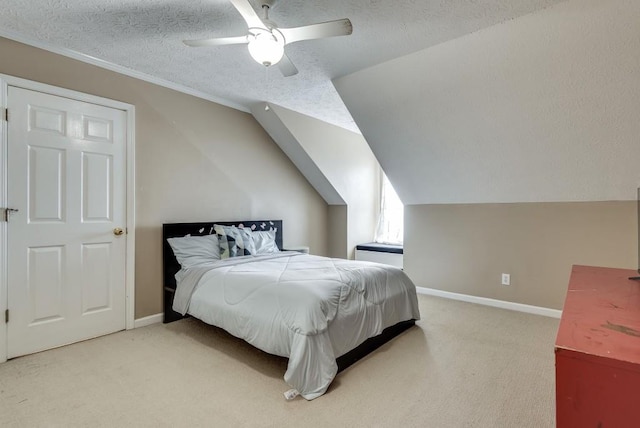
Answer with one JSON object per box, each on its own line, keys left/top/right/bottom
{"left": 113, "top": 228, "right": 124, "bottom": 236}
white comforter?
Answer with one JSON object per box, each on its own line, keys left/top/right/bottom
{"left": 173, "top": 252, "right": 420, "bottom": 400}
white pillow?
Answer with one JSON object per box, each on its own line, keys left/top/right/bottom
{"left": 167, "top": 234, "right": 220, "bottom": 268}
{"left": 252, "top": 229, "right": 280, "bottom": 255}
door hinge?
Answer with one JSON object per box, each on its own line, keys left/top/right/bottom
{"left": 4, "top": 309, "right": 8, "bottom": 323}
{"left": 3, "top": 208, "right": 19, "bottom": 222}
{"left": 3, "top": 108, "right": 7, "bottom": 122}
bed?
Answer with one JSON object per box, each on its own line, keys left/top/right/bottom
{"left": 162, "top": 220, "right": 420, "bottom": 400}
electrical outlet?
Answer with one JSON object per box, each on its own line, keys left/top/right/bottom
{"left": 501, "top": 273, "right": 511, "bottom": 286}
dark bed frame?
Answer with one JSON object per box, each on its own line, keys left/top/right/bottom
{"left": 162, "top": 220, "right": 415, "bottom": 374}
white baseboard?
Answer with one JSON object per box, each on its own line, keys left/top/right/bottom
{"left": 134, "top": 313, "right": 163, "bottom": 328}
{"left": 415, "top": 286, "right": 562, "bottom": 319}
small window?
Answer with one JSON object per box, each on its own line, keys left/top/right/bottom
{"left": 375, "top": 173, "right": 404, "bottom": 245}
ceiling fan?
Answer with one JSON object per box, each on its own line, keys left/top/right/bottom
{"left": 183, "top": 0, "right": 353, "bottom": 77}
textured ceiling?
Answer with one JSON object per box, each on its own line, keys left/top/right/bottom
{"left": 0, "top": 0, "right": 565, "bottom": 132}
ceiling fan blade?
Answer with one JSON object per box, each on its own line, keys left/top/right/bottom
{"left": 279, "top": 18, "right": 352, "bottom": 44}
{"left": 278, "top": 54, "right": 298, "bottom": 77}
{"left": 183, "top": 36, "right": 248, "bottom": 47}
{"left": 229, "top": 0, "right": 265, "bottom": 29}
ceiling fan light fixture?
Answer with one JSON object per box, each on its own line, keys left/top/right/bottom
{"left": 248, "top": 31, "right": 284, "bottom": 66}
{"left": 182, "top": 0, "right": 352, "bottom": 77}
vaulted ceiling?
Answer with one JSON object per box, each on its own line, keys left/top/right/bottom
{"left": 10, "top": 0, "right": 634, "bottom": 209}
{"left": 335, "top": 0, "right": 640, "bottom": 204}
{"left": 0, "top": 0, "right": 565, "bottom": 133}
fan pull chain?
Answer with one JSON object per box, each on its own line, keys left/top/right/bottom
{"left": 264, "top": 64, "right": 271, "bottom": 111}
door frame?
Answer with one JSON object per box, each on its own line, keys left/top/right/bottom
{"left": 0, "top": 74, "right": 136, "bottom": 363}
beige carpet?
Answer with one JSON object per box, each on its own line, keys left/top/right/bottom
{"left": 0, "top": 294, "right": 559, "bottom": 427}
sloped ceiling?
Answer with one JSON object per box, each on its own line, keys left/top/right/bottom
{"left": 253, "top": 104, "right": 380, "bottom": 257}
{"left": 335, "top": 0, "right": 640, "bottom": 205}
{"left": 251, "top": 103, "right": 346, "bottom": 205}
{"left": 0, "top": 0, "right": 565, "bottom": 133}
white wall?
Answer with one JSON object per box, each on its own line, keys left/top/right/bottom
{"left": 335, "top": 0, "right": 640, "bottom": 204}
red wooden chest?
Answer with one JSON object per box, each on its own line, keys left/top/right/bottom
{"left": 555, "top": 265, "right": 640, "bottom": 427}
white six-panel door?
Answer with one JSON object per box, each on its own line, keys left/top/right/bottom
{"left": 6, "top": 86, "right": 127, "bottom": 358}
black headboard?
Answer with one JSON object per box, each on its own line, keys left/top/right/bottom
{"left": 162, "top": 220, "right": 283, "bottom": 323}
